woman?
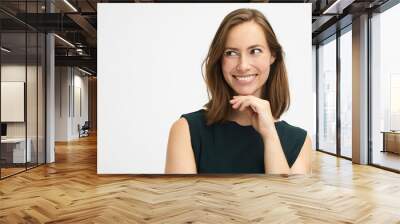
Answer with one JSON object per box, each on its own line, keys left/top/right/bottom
{"left": 165, "top": 8, "right": 312, "bottom": 174}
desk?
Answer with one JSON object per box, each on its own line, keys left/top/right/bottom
{"left": 381, "top": 131, "right": 400, "bottom": 154}
{"left": 1, "top": 138, "right": 31, "bottom": 163}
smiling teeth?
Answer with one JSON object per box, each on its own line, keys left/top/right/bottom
{"left": 235, "top": 74, "right": 256, "bottom": 80}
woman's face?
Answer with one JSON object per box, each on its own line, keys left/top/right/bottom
{"left": 222, "top": 21, "right": 275, "bottom": 98}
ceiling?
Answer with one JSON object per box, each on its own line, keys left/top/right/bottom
{"left": 0, "top": 0, "right": 392, "bottom": 75}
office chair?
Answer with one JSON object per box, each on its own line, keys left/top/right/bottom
{"left": 79, "top": 121, "right": 90, "bottom": 138}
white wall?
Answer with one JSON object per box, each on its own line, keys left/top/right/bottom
{"left": 55, "top": 67, "right": 89, "bottom": 141}
{"left": 55, "top": 67, "right": 69, "bottom": 141}
{"left": 98, "top": 3, "right": 313, "bottom": 174}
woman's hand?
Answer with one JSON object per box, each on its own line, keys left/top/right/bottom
{"left": 229, "top": 95, "right": 276, "bottom": 139}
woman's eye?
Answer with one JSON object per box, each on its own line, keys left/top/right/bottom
{"left": 250, "top": 48, "right": 262, "bottom": 54}
{"left": 224, "top": 51, "right": 239, "bottom": 57}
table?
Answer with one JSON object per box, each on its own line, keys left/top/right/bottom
{"left": 381, "top": 131, "right": 400, "bottom": 154}
{"left": 1, "top": 138, "right": 32, "bottom": 163}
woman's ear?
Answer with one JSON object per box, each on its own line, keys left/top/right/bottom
{"left": 270, "top": 55, "right": 276, "bottom": 65}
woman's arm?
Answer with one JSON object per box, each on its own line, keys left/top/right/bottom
{"left": 263, "top": 130, "right": 312, "bottom": 175}
{"left": 165, "top": 118, "right": 197, "bottom": 174}
{"left": 289, "top": 134, "right": 312, "bottom": 174}
{"left": 230, "top": 95, "right": 312, "bottom": 175}
{"left": 262, "top": 127, "right": 291, "bottom": 174}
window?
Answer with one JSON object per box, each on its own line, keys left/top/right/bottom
{"left": 318, "top": 36, "right": 337, "bottom": 154}
{"left": 371, "top": 3, "right": 400, "bottom": 171}
{"left": 340, "top": 28, "right": 352, "bottom": 158}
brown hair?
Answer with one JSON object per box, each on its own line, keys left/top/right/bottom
{"left": 202, "top": 8, "right": 290, "bottom": 125}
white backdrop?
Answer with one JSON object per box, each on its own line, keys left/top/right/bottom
{"left": 98, "top": 3, "right": 312, "bottom": 174}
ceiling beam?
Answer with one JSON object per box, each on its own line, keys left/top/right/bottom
{"left": 67, "top": 13, "right": 97, "bottom": 46}
{"left": 55, "top": 55, "right": 96, "bottom": 70}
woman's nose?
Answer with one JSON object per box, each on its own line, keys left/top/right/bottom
{"left": 236, "top": 55, "right": 251, "bottom": 73}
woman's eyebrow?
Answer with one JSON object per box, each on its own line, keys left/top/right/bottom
{"left": 224, "top": 44, "right": 266, "bottom": 50}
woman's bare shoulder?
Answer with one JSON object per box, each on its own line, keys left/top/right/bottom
{"left": 166, "top": 118, "right": 197, "bottom": 174}
{"left": 170, "top": 117, "right": 189, "bottom": 133}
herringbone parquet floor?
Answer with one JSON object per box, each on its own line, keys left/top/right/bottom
{"left": 1, "top": 134, "right": 400, "bottom": 223}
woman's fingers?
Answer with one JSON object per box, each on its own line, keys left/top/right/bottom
{"left": 230, "top": 99, "right": 240, "bottom": 109}
{"left": 238, "top": 98, "right": 253, "bottom": 112}
{"left": 230, "top": 96, "right": 259, "bottom": 113}
{"left": 230, "top": 98, "right": 241, "bottom": 109}
{"left": 230, "top": 97, "right": 244, "bottom": 109}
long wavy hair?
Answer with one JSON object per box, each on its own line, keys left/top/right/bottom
{"left": 202, "top": 8, "right": 290, "bottom": 125}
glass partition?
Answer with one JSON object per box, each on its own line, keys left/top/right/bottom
{"left": 38, "top": 32, "right": 45, "bottom": 165}
{"left": 0, "top": 1, "right": 46, "bottom": 179}
{"left": 27, "top": 31, "right": 38, "bottom": 169}
{"left": 317, "top": 36, "right": 337, "bottom": 155}
{"left": 1, "top": 31, "right": 28, "bottom": 178}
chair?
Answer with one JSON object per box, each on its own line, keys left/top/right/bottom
{"left": 79, "top": 121, "right": 90, "bottom": 138}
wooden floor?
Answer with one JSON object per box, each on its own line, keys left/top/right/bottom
{"left": 1, "top": 163, "right": 45, "bottom": 178}
{"left": 372, "top": 151, "right": 400, "bottom": 171}
{"left": 1, "top": 134, "right": 400, "bottom": 223}
{"left": 0, "top": 167, "right": 26, "bottom": 178}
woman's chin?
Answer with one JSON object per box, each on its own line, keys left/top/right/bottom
{"left": 234, "top": 89, "right": 257, "bottom": 96}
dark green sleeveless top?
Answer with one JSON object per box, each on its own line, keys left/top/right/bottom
{"left": 181, "top": 109, "right": 307, "bottom": 174}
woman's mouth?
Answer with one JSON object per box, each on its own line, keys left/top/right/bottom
{"left": 233, "top": 74, "right": 258, "bottom": 83}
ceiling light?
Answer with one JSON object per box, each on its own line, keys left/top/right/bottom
{"left": 322, "top": 0, "right": 354, "bottom": 15}
{"left": 63, "top": 0, "right": 78, "bottom": 12}
{"left": 1, "top": 47, "right": 11, "bottom": 53}
{"left": 54, "top": 34, "right": 75, "bottom": 48}
{"left": 78, "top": 67, "right": 93, "bottom": 76}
